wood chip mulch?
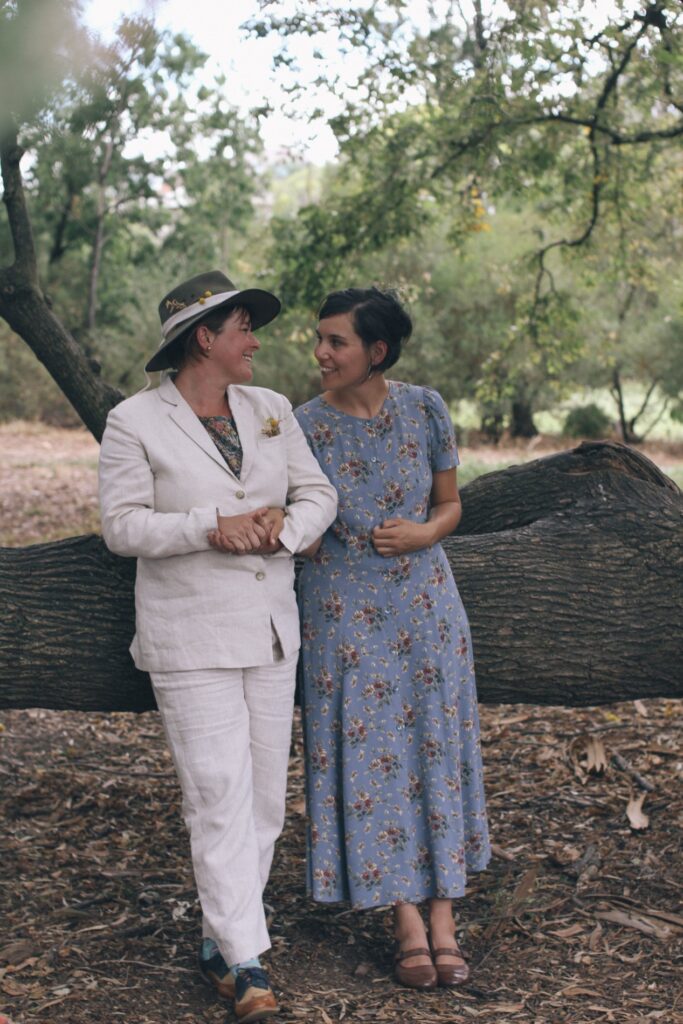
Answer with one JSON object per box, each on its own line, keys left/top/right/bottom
{"left": 1, "top": 699, "right": 681, "bottom": 1024}
{"left": 1, "top": 424, "right": 682, "bottom": 1021}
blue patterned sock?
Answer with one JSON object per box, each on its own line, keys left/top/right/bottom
{"left": 229, "top": 956, "right": 261, "bottom": 979}
{"left": 201, "top": 938, "right": 220, "bottom": 960}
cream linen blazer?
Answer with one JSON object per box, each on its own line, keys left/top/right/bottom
{"left": 98, "top": 377, "right": 337, "bottom": 672}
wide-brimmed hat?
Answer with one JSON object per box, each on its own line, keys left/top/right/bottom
{"left": 146, "top": 270, "right": 281, "bottom": 372}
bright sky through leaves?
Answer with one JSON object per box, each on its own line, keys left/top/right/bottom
{"left": 81, "top": 0, "right": 350, "bottom": 163}
{"left": 80, "top": 0, "right": 496, "bottom": 164}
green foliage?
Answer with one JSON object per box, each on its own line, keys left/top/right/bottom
{"left": 555, "top": 145, "right": 683, "bottom": 438}
{"left": 563, "top": 403, "right": 612, "bottom": 439}
{"left": 0, "top": 322, "right": 81, "bottom": 425}
{"left": 2, "top": 0, "right": 682, "bottom": 433}
{"left": 250, "top": 0, "right": 683, "bottom": 429}
{"left": 1, "top": 8, "right": 268, "bottom": 397}
{"left": 0, "top": 0, "right": 87, "bottom": 132}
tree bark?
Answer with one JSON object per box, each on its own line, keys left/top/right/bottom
{"left": 0, "top": 536, "right": 150, "bottom": 712}
{"left": 1, "top": 442, "right": 681, "bottom": 713}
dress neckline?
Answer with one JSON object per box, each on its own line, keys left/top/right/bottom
{"left": 319, "top": 381, "right": 394, "bottom": 422}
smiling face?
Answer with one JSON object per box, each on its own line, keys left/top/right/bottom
{"left": 198, "top": 307, "right": 260, "bottom": 383}
{"left": 314, "top": 312, "right": 386, "bottom": 392}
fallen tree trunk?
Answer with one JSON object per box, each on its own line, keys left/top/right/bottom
{"left": 458, "top": 439, "right": 679, "bottom": 535}
{"left": 0, "top": 442, "right": 681, "bottom": 711}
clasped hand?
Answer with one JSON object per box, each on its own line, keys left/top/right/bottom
{"left": 208, "top": 507, "right": 286, "bottom": 554}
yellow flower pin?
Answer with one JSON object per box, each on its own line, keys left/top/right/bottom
{"left": 262, "top": 416, "right": 281, "bottom": 438}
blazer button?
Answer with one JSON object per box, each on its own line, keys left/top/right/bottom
{"left": 236, "top": 490, "right": 245, "bottom": 499}
{"left": 255, "top": 571, "right": 265, "bottom": 581}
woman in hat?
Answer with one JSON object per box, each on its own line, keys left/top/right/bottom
{"left": 99, "top": 271, "right": 337, "bottom": 1023}
{"left": 294, "top": 287, "right": 490, "bottom": 990}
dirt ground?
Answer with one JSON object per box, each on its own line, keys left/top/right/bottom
{"left": 1, "top": 423, "right": 682, "bottom": 1024}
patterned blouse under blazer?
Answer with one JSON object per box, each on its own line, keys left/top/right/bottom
{"left": 98, "top": 377, "right": 338, "bottom": 672}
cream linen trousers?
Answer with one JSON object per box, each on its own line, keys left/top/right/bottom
{"left": 151, "top": 640, "right": 298, "bottom": 965}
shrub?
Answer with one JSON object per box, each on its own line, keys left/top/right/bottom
{"left": 563, "top": 403, "right": 611, "bottom": 439}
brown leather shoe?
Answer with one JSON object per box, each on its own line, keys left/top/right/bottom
{"left": 233, "top": 967, "right": 278, "bottom": 1023}
{"left": 429, "top": 940, "right": 470, "bottom": 987}
{"left": 198, "top": 942, "right": 235, "bottom": 998}
{"left": 393, "top": 946, "right": 438, "bottom": 989}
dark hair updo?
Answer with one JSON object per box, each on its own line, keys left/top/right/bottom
{"left": 317, "top": 287, "right": 412, "bottom": 372}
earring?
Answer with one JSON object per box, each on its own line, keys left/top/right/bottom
{"left": 206, "top": 342, "right": 213, "bottom": 354}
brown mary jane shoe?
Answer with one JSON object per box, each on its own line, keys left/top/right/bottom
{"left": 429, "top": 938, "right": 470, "bottom": 987}
{"left": 393, "top": 946, "right": 438, "bottom": 989}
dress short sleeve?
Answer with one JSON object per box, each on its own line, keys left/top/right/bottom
{"left": 423, "top": 386, "right": 459, "bottom": 472}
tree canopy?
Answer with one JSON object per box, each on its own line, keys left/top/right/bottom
{"left": 0, "top": 2, "right": 268, "bottom": 426}
{"left": 248, "top": 0, "right": 683, "bottom": 432}
{"left": 0, "top": 0, "right": 681, "bottom": 435}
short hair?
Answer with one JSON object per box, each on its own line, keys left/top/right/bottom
{"left": 164, "top": 305, "right": 249, "bottom": 370}
{"left": 317, "top": 287, "right": 412, "bottom": 372}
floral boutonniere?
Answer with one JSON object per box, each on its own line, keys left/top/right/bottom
{"left": 261, "top": 416, "right": 282, "bottom": 438}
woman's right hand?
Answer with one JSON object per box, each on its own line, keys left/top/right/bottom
{"left": 208, "top": 508, "right": 269, "bottom": 553}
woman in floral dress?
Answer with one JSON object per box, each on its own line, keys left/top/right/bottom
{"left": 295, "top": 287, "right": 490, "bottom": 990}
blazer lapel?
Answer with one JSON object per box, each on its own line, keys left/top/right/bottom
{"left": 159, "top": 377, "right": 237, "bottom": 478}
{"left": 229, "top": 386, "right": 256, "bottom": 483}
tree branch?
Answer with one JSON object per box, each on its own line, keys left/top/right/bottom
{"left": 428, "top": 108, "right": 683, "bottom": 186}
{"left": 594, "top": 20, "right": 648, "bottom": 116}
{"left": 530, "top": 132, "right": 602, "bottom": 318}
{"left": 49, "top": 188, "right": 76, "bottom": 265}
{"left": 535, "top": 114, "right": 683, "bottom": 146}
{"left": 0, "top": 123, "right": 123, "bottom": 440}
{"left": 0, "top": 122, "right": 38, "bottom": 280}
{"left": 630, "top": 377, "right": 660, "bottom": 431}
{"left": 639, "top": 394, "right": 670, "bottom": 441}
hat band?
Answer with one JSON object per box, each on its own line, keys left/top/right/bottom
{"left": 161, "top": 290, "right": 241, "bottom": 340}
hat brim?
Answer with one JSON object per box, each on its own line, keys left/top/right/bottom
{"left": 145, "top": 288, "right": 281, "bottom": 373}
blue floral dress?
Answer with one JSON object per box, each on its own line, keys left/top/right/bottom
{"left": 295, "top": 382, "right": 490, "bottom": 909}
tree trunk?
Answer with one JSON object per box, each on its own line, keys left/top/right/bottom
{"left": 48, "top": 187, "right": 76, "bottom": 265}
{"left": 611, "top": 367, "right": 641, "bottom": 445}
{"left": 0, "top": 537, "right": 150, "bottom": 712}
{"left": 1, "top": 442, "right": 681, "bottom": 713}
{"left": 510, "top": 399, "right": 538, "bottom": 439}
{"left": 0, "top": 271, "right": 122, "bottom": 440}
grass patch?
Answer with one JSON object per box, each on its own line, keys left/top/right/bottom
{"left": 537, "top": 385, "right": 683, "bottom": 442}
{"left": 458, "top": 459, "right": 520, "bottom": 486}
{"left": 452, "top": 385, "right": 683, "bottom": 443}
{"left": 664, "top": 466, "right": 683, "bottom": 489}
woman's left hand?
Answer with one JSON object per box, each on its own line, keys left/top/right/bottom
{"left": 371, "top": 518, "right": 434, "bottom": 556}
